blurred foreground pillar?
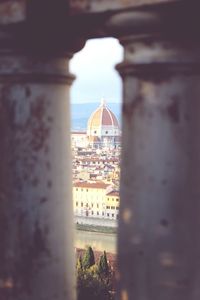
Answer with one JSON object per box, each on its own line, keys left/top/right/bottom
{"left": 116, "top": 7, "right": 200, "bottom": 300}
{"left": 0, "top": 29, "right": 76, "bottom": 300}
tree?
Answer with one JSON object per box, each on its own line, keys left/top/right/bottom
{"left": 82, "top": 246, "right": 95, "bottom": 269}
{"left": 76, "top": 248, "right": 114, "bottom": 300}
{"left": 77, "top": 268, "right": 112, "bottom": 300}
{"left": 98, "top": 251, "right": 109, "bottom": 276}
{"left": 77, "top": 255, "right": 83, "bottom": 271}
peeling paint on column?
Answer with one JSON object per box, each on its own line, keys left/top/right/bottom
{"left": 117, "top": 33, "right": 200, "bottom": 300}
{"left": 0, "top": 41, "right": 76, "bottom": 299}
{"left": 167, "top": 98, "right": 180, "bottom": 124}
{"left": 0, "top": 0, "right": 26, "bottom": 24}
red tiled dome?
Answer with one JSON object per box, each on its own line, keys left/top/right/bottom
{"left": 88, "top": 100, "right": 119, "bottom": 130}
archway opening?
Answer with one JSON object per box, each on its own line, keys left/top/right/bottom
{"left": 70, "top": 37, "right": 123, "bottom": 299}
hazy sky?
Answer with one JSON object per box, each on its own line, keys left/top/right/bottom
{"left": 70, "top": 38, "right": 123, "bottom": 104}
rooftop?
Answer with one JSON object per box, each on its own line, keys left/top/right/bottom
{"left": 73, "top": 181, "right": 111, "bottom": 189}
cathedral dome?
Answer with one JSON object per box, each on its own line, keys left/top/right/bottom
{"left": 87, "top": 100, "right": 120, "bottom": 148}
{"left": 87, "top": 100, "right": 119, "bottom": 131}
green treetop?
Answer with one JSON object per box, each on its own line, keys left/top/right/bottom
{"left": 77, "top": 255, "right": 83, "bottom": 271}
{"left": 82, "top": 246, "right": 95, "bottom": 269}
{"left": 98, "top": 251, "right": 109, "bottom": 276}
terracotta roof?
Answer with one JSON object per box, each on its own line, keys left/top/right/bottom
{"left": 107, "top": 191, "right": 119, "bottom": 197}
{"left": 71, "top": 131, "right": 87, "bottom": 135}
{"left": 73, "top": 181, "right": 110, "bottom": 189}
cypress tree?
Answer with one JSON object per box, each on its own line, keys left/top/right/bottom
{"left": 98, "top": 251, "right": 109, "bottom": 275}
{"left": 77, "top": 255, "right": 83, "bottom": 271}
{"left": 82, "top": 246, "right": 95, "bottom": 269}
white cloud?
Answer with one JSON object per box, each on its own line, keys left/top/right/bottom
{"left": 70, "top": 38, "right": 123, "bottom": 104}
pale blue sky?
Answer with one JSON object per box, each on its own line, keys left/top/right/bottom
{"left": 70, "top": 38, "right": 123, "bottom": 104}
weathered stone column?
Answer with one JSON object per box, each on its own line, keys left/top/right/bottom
{"left": 0, "top": 30, "right": 76, "bottom": 300}
{"left": 116, "top": 21, "right": 200, "bottom": 300}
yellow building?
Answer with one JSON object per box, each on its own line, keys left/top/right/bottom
{"left": 105, "top": 191, "right": 120, "bottom": 220}
{"left": 73, "top": 182, "right": 119, "bottom": 220}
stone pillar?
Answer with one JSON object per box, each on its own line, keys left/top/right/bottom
{"left": 0, "top": 30, "right": 76, "bottom": 300}
{"left": 116, "top": 34, "right": 200, "bottom": 300}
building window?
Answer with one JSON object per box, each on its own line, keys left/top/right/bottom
{"left": 112, "top": 214, "right": 114, "bottom": 218}
{"left": 76, "top": 202, "right": 78, "bottom": 207}
{"left": 107, "top": 213, "right": 110, "bottom": 217}
{"left": 116, "top": 207, "right": 119, "bottom": 210}
{"left": 102, "top": 212, "right": 104, "bottom": 216}
{"left": 91, "top": 203, "right": 93, "bottom": 207}
{"left": 97, "top": 204, "right": 99, "bottom": 208}
{"left": 116, "top": 198, "right": 119, "bottom": 202}
{"left": 107, "top": 197, "right": 110, "bottom": 201}
{"left": 91, "top": 211, "right": 94, "bottom": 215}
{"left": 97, "top": 212, "right": 99, "bottom": 216}
{"left": 86, "top": 203, "right": 88, "bottom": 207}
{"left": 106, "top": 206, "right": 110, "bottom": 209}
{"left": 81, "top": 202, "right": 83, "bottom": 207}
{"left": 112, "top": 198, "right": 114, "bottom": 201}
{"left": 94, "top": 131, "right": 97, "bottom": 134}
{"left": 111, "top": 206, "right": 115, "bottom": 209}
{"left": 105, "top": 131, "right": 108, "bottom": 134}
{"left": 86, "top": 189, "right": 88, "bottom": 192}
{"left": 76, "top": 188, "right": 78, "bottom": 191}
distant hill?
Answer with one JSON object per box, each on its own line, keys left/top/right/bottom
{"left": 71, "top": 102, "right": 121, "bottom": 131}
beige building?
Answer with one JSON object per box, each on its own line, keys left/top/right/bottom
{"left": 71, "top": 131, "right": 89, "bottom": 148}
{"left": 73, "top": 181, "right": 119, "bottom": 220}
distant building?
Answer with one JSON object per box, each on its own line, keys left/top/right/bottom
{"left": 87, "top": 99, "right": 121, "bottom": 148}
{"left": 73, "top": 181, "right": 119, "bottom": 220}
{"left": 105, "top": 191, "right": 120, "bottom": 220}
{"left": 71, "top": 131, "right": 89, "bottom": 148}
{"left": 71, "top": 100, "right": 120, "bottom": 149}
